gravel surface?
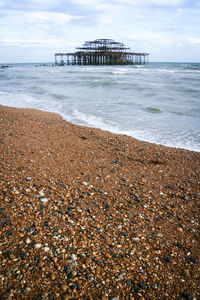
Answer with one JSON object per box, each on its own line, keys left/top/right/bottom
{"left": 0, "top": 105, "right": 199, "bottom": 299}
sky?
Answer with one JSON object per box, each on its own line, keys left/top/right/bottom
{"left": 0, "top": 0, "right": 200, "bottom": 63}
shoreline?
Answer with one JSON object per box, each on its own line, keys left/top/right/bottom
{"left": 3, "top": 104, "right": 200, "bottom": 154}
{"left": 0, "top": 105, "right": 199, "bottom": 299}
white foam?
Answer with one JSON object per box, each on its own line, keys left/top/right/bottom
{"left": 71, "top": 109, "right": 121, "bottom": 133}
{"left": 0, "top": 91, "right": 62, "bottom": 115}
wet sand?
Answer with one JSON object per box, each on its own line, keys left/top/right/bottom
{"left": 0, "top": 105, "right": 199, "bottom": 299}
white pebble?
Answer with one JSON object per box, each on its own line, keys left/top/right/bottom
{"left": 40, "top": 197, "right": 48, "bottom": 203}
{"left": 44, "top": 247, "right": 50, "bottom": 252}
{"left": 35, "top": 243, "right": 42, "bottom": 249}
{"left": 71, "top": 254, "right": 77, "bottom": 261}
{"left": 39, "top": 191, "right": 45, "bottom": 197}
{"left": 26, "top": 238, "right": 31, "bottom": 244}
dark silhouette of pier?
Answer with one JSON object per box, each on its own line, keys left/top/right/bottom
{"left": 55, "top": 39, "right": 149, "bottom": 66}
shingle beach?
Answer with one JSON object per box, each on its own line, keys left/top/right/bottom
{"left": 0, "top": 105, "right": 199, "bottom": 299}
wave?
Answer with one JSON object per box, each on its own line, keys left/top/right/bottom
{"left": 183, "top": 88, "right": 199, "bottom": 93}
{"left": 48, "top": 93, "right": 69, "bottom": 100}
{"left": 145, "top": 106, "right": 163, "bottom": 113}
{"left": 71, "top": 109, "right": 120, "bottom": 133}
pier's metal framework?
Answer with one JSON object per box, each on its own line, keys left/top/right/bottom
{"left": 55, "top": 39, "right": 149, "bottom": 66}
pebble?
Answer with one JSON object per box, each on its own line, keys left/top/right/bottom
{"left": 39, "top": 191, "right": 45, "bottom": 197}
{"left": 9, "top": 254, "right": 15, "bottom": 260}
{"left": 71, "top": 254, "right": 77, "bottom": 261}
{"left": 51, "top": 274, "right": 56, "bottom": 280}
{"left": 43, "top": 246, "right": 50, "bottom": 252}
{"left": 26, "top": 238, "right": 31, "bottom": 244}
{"left": 62, "top": 285, "right": 68, "bottom": 292}
{"left": 40, "top": 197, "right": 48, "bottom": 203}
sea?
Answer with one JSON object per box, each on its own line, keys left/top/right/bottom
{"left": 0, "top": 62, "right": 200, "bottom": 152}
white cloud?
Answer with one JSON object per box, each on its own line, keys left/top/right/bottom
{"left": 0, "top": 0, "right": 5, "bottom": 6}
{"left": 28, "top": 0, "right": 59, "bottom": 4}
{"left": 0, "top": 37, "right": 71, "bottom": 47}
{"left": 3, "top": 0, "right": 61, "bottom": 10}
{"left": 27, "top": 11, "right": 83, "bottom": 25}
{"left": 71, "top": 0, "right": 101, "bottom": 5}
{"left": 71, "top": 0, "right": 185, "bottom": 6}
{"left": 0, "top": 9, "right": 83, "bottom": 28}
{"left": 186, "top": 36, "right": 200, "bottom": 45}
{"left": 146, "top": 0, "right": 184, "bottom": 6}
{"left": 113, "top": 0, "right": 185, "bottom": 7}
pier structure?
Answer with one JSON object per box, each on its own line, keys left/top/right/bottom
{"left": 54, "top": 39, "right": 149, "bottom": 66}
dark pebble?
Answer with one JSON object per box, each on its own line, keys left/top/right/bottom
{"left": 3, "top": 219, "right": 11, "bottom": 227}
{"left": 181, "top": 291, "right": 191, "bottom": 299}
{"left": 63, "top": 265, "right": 72, "bottom": 277}
{"left": 173, "top": 243, "right": 185, "bottom": 249}
{"left": 105, "top": 204, "right": 110, "bottom": 211}
{"left": 30, "top": 226, "right": 37, "bottom": 235}
{"left": 65, "top": 210, "right": 74, "bottom": 217}
{"left": 122, "top": 231, "right": 128, "bottom": 237}
{"left": 189, "top": 256, "right": 198, "bottom": 263}
{"left": 96, "top": 260, "right": 102, "bottom": 266}
{"left": 88, "top": 274, "right": 94, "bottom": 281}
{"left": 131, "top": 219, "right": 137, "bottom": 224}
{"left": 6, "top": 230, "right": 13, "bottom": 238}
{"left": 0, "top": 207, "right": 5, "bottom": 214}
{"left": 112, "top": 160, "right": 120, "bottom": 164}
{"left": 165, "top": 185, "right": 175, "bottom": 190}
{"left": 126, "top": 280, "right": 133, "bottom": 286}
{"left": 70, "top": 281, "right": 79, "bottom": 290}
{"left": 39, "top": 204, "right": 44, "bottom": 210}
{"left": 162, "top": 256, "right": 171, "bottom": 263}
{"left": 21, "top": 253, "right": 26, "bottom": 260}
{"left": 34, "top": 256, "right": 40, "bottom": 263}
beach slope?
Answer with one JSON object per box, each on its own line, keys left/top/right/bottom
{"left": 0, "top": 105, "right": 199, "bottom": 299}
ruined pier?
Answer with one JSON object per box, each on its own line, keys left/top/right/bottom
{"left": 55, "top": 39, "right": 149, "bottom": 66}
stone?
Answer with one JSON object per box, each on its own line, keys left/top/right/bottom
{"left": 51, "top": 274, "right": 56, "bottom": 280}
{"left": 35, "top": 243, "right": 42, "bottom": 249}
{"left": 9, "top": 254, "right": 15, "bottom": 260}
{"left": 162, "top": 257, "right": 171, "bottom": 264}
{"left": 64, "top": 265, "right": 72, "bottom": 277}
{"left": 181, "top": 291, "right": 191, "bottom": 299}
{"left": 189, "top": 256, "right": 198, "bottom": 263}
{"left": 40, "top": 197, "right": 48, "bottom": 203}
{"left": 39, "top": 191, "right": 45, "bottom": 197}
{"left": 71, "top": 254, "right": 77, "bottom": 261}
{"left": 88, "top": 274, "right": 94, "bottom": 281}
{"left": 62, "top": 285, "right": 68, "bottom": 292}
{"left": 44, "top": 247, "right": 50, "bottom": 252}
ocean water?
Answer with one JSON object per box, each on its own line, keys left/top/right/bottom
{"left": 0, "top": 62, "right": 200, "bottom": 152}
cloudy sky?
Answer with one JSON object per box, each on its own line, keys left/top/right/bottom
{"left": 0, "top": 0, "right": 200, "bottom": 63}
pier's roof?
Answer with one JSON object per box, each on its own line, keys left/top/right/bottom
{"left": 76, "top": 39, "right": 130, "bottom": 52}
